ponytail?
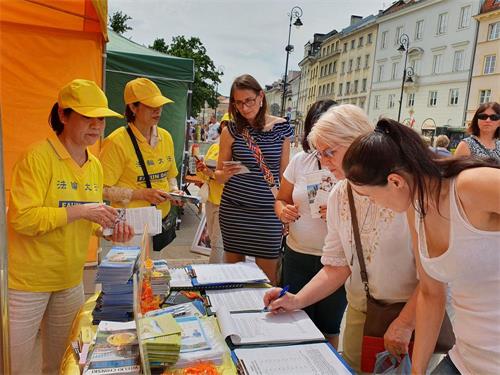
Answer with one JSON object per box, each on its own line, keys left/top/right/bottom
{"left": 343, "top": 118, "right": 499, "bottom": 217}
{"left": 48, "top": 103, "right": 72, "bottom": 135}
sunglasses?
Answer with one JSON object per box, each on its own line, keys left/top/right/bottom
{"left": 477, "top": 113, "right": 500, "bottom": 121}
{"left": 316, "top": 148, "right": 335, "bottom": 159}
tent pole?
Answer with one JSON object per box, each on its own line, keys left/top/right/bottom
{"left": 185, "top": 83, "right": 193, "bottom": 154}
{"left": 0, "top": 106, "right": 11, "bottom": 374}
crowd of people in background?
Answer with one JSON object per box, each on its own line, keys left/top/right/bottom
{"left": 5, "top": 69, "right": 499, "bottom": 374}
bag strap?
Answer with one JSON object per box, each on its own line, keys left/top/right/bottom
{"left": 241, "top": 127, "right": 275, "bottom": 187}
{"left": 126, "top": 125, "right": 152, "bottom": 190}
{"left": 347, "top": 183, "right": 371, "bottom": 298}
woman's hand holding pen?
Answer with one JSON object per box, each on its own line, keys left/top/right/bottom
{"left": 263, "top": 286, "right": 300, "bottom": 314}
{"left": 279, "top": 204, "right": 300, "bottom": 224}
{"left": 319, "top": 204, "right": 327, "bottom": 221}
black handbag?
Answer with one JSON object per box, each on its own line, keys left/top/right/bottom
{"left": 126, "top": 126, "right": 176, "bottom": 251}
{"left": 346, "top": 183, "right": 454, "bottom": 372}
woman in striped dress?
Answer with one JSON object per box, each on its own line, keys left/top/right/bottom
{"left": 215, "top": 74, "right": 293, "bottom": 284}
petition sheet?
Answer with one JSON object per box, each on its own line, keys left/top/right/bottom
{"left": 234, "top": 343, "right": 352, "bottom": 375}
{"left": 191, "top": 262, "right": 269, "bottom": 285}
{"left": 217, "top": 309, "right": 324, "bottom": 345}
{"left": 206, "top": 288, "right": 270, "bottom": 312}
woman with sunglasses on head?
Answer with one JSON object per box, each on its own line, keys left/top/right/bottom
{"left": 454, "top": 102, "right": 500, "bottom": 162}
{"left": 215, "top": 74, "right": 293, "bottom": 285}
{"left": 273, "top": 100, "right": 347, "bottom": 348}
{"left": 265, "top": 105, "right": 421, "bottom": 373}
{"left": 342, "top": 118, "right": 500, "bottom": 375}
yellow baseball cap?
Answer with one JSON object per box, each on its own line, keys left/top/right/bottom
{"left": 124, "top": 78, "right": 174, "bottom": 107}
{"left": 221, "top": 112, "right": 232, "bottom": 123}
{"left": 58, "top": 79, "right": 123, "bottom": 118}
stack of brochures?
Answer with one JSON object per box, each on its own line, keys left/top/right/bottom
{"left": 83, "top": 320, "right": 140, "bottom": 375}
{"left": 151, "top": 259, "right": 171, "bottom": 296}
{"left": 93, "top": 246, "right": 140, "bottom": 323}
{"left": 139, "top": 313, "right": 182, "bottom": 369}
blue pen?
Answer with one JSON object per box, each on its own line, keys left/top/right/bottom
{"left": 263, "top": 285, "right": 289, "bottom": 312}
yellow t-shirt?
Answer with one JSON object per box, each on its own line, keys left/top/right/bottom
{"left": 8, "top": 134, "right": 103, "bottom": 292}
{"left": 196, "top": 143, "right": 223, "bottom": 205}
{"left": 99, "top": 124, "right": 178, "bottom": 218}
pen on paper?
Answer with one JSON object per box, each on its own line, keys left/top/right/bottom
{"left": 262, "top": 285, "right": 289, "bottom": 312}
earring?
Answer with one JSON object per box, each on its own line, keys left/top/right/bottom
{"left": 260, "top": 101, "right": 263, "bottom": 108}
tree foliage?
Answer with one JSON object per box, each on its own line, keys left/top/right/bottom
{"left": 109, "top": 11, "right": 132, "bottom": 35}
{"left": 150, "top": 36, "right": 222, "bottom": 116}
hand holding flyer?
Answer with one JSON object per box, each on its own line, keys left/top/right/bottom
{"left": 305, "top": 170, "right": 337, "bottom": 219}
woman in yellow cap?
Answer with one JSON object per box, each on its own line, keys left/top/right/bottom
{"left": 195, "top": 113, "right": 231, "bottom": 263}
{"left": 7, "top": 79, "right": 133, "bottom": 374}
{"left": 99, "top": 77, "right": 182, "bottom": 251}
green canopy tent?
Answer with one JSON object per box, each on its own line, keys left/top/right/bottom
{"left": 105, "top": 30, "right": 194, "bottom": 171}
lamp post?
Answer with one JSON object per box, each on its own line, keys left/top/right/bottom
{"left": 397, "top": 33, "right": 415, "bottom": 122}
{"left": 213, "top": 65, "right": 224, "bottom": 121}
{"left": 281, "top": 6, "right": 303, "bottom": 117}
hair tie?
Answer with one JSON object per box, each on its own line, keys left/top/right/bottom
{"left": 375, "top": 126, "right": 390, "bottom": 135}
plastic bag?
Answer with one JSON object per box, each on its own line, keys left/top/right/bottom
{"left": 373, "top": 351, "right": 411, "bottom": 375}
{"left": 199, "top": 183, "right": 209, "bottom": 204}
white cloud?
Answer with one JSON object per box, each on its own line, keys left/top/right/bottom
{"left": 109, "top": 0, "right": 385, "bottom": 95}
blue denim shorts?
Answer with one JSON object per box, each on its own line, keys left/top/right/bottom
{"left": 282, "top": 242, "right": 347, "bottom": 335}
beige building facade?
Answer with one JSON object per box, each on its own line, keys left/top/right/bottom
{"left": 466, "top": 0, "right": 500, "bottom": 122}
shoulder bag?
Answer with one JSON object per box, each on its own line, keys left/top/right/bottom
{"left": 127, "top": 126, "right": 176, "bottom": 252}
{"left": 346, "top": 183, "right": 454, "bottom": 373}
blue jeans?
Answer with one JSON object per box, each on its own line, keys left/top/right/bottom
{"left": 431, "top": 355, "right": 461, "bottom": 375}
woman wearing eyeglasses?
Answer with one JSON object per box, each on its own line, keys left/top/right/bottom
{"left": 454, "top": 102, "right": 500, "bottom": 162}
{"left": 215, "top": 74, "right": 293, "bottom": 285}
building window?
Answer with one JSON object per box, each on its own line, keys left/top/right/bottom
{"left": 365, "top": 54, "right": 370, "bottom": 68}
{"left": 415, "top": 20, "right": 424, "bottom": 40}
{"left": 341, "top": 61, "right": 346, "bottom": 74}
{"left": 381, "top": 31, "right": 388, "bottom": 48}
{"left": 449, "top": 88, "right": 459, "bottom": 105}
{"left": 489, "top": 22, "right": 500, "bottom": 40}
{"left": 362, "top": 78, "right": 367, "bottom": 92}
{"left": 343, "top": 42, "right": 347, "bottom": 52}
{"left": 356, "top": 57, "right": 361, "bottom": 70}
{"left": 388, "top": 94, "right": 395, "bottom": 108}
{"left": 359, "top": 97, "right": 366, "bottom": 108}
{"left": 407, "top": 92, "right": 415, "bottom": 107}
{"left": 367, "top": 33, "right": 373, "bottom": 44}
{"left": 453, "top": 50, "right": 465, "bottom": 72}
{"left": 377, "top": 64, "right": 384, "bottom": 81}
{"left": 354, "top": 80, "right": 359, "bottom": 93}
{"left": 437, "top": 13, "right": 448, "bottom": 35}
{"left": 346, "top": 82, "right": 351, "bottom": 95}
{"left": 351, "top": 40, "right": 355, "bottom": 50}
{"left": 333, "top": 61, "right": 337, "bottom": 73}
{"left": 395, "top": 26, "right": 403, "bottom": 45}
{"left": 429, "top": 91, "right": 438, "bottom": 106}
{"left": 458, "top": 5, "right": 471, "bottom": 29}
{"left": 338, "top": 83, "right": 343, "bottom": 96}
{"left": 320, "top": 66, "right": 324, "bottom": 77}
{"left": 432, "top": 54, "right": 442, "bottom": 74}
{"left": 391, "top": 62, "right": 399, "bottom": 80}
{"left": 358, "top": 36, "right": 364, "bottom": 47}
{"left": 328, "top": 62, "right": 332, "bottom": 75}
{"left": 348, "top": 59, "right": 353, "bottom": 72}
{"left": 410, "top": 59, "right": 420, "bottom": 75}
{"left": 374, "top": 95, "right": 380, "bottom": 109}
{"left": 479, "top": 89, "right": 491, "bottom": 104}
{"left": 484, "top": 55, "right": 496, "bottom": 74}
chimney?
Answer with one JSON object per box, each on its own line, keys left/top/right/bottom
{"left": 350, "top": 15, "right": 363, "bottom": 26}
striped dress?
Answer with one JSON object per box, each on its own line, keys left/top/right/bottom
{"left": 219, "top": 121, "right": 293, "bottom": 259}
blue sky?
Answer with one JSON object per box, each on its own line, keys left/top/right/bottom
{"left": 109, "top": 0, "right": 386, "bottom": 95}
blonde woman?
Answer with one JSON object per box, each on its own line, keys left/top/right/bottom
{"left": 264, "top": 105, "right": 420, "bottom": 372}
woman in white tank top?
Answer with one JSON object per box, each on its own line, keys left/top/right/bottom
{"left": 342, "top": 118, "right": 500, "bottom": 375}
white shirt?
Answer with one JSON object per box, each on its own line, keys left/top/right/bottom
{"left": 321, "top": 180, "right": 418, "bottom": 312}
{"left": 283, "top": 151, "right": 335, "bottom": 256}
{"left": 418, "top": 179, "right": 500, "bottom": 375}
{"left": 207, "top": 122, "right": 220, "bottom": 141}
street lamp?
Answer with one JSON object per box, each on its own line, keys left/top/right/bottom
{"left": 281, "top": 6, "right": 303, "bottom": 118}
{"left": 397, "top": 33, "right": 415, "bottom": 122}
{"left": 213, "top": 65, "right": 224, "bottom": 120}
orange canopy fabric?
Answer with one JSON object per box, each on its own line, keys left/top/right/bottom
{"left": 1, "top": 0, "right": 108, "bottom": 262}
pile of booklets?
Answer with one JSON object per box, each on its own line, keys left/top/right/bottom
{"left": 83, "top": 320, "right": 140, "bottom": 375}
{"left": 139, "top": 313, "right": 182, "bottom": 369}
{"left": 151, "top": 259, "right": 171, "bottom": 296}
{"left": 92, "top": 246, "right": 140, "bottom": 323}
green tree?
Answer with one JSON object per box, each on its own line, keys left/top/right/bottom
{"left": 150, "top": 36, "right": 222, "bottom": 116}
{"left": 109, "top": 11, "right": 132, "bottom": 35}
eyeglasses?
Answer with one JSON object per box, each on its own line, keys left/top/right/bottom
{"left": 477, "top": 113, "right": 500, "bottom": 121}
{"left": 233, "top": 95, "right": 259, "bottom": 109}
{"left": 316, "top": 148, "right": 335, "bottom": 159}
